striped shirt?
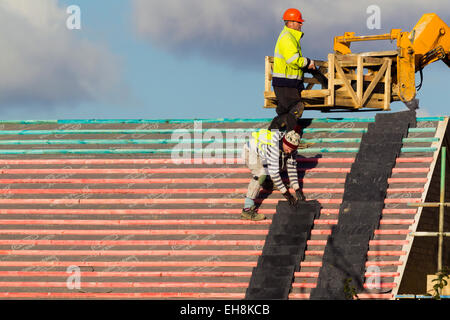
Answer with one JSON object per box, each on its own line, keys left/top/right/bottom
{"left": 248, "top": 130, "right": 299, "bottom": 194}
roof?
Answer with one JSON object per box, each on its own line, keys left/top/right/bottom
{"left": 0, "top": 116, "right": 447, "bottom": 299}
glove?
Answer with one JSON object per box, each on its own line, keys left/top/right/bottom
{"left": 295, "top": 189, "right": 306, "bottom": 202}
{"left": 283, "top": 191, "right": 298, "bottom": 208}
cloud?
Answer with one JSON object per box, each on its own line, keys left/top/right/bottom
{"left": 132, "top": 0, "right": 450, "bottom": 69}
{"left": 0, "top": 0, "right": 125, "bottom": 109}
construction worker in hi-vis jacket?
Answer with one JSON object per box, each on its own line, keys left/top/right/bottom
{"left": 269, "top": 8, "right": 316, "bottom": 132}
{"left": 241, "top": 129, "right": 306, "bottom": 221}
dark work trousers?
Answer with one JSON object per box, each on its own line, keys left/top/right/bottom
{"left": 269, "top": 86, "right": 304, "bottom": 132}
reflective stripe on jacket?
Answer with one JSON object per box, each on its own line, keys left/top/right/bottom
{"left": 272, "top": 26, "right": 310, "bottom": 88}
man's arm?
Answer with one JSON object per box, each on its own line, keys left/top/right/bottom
{"left": 287, "top": 150, "right": 306, "bottom": 202}
{"left": 266, "top": 145, "right": 287, "bottom": 194}
{"left": 266, "top": 147, "right": 300, "bottom": 207}
{"left": 287, "top": 151, "right": 300, "bottom": 191}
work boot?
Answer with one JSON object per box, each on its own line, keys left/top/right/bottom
{"left": 241, "top": 206, "right": 266, "bottom": 221}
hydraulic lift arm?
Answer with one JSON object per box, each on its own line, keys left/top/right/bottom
{"left": 334, "top": 13, "right": 450, "bottom": 104}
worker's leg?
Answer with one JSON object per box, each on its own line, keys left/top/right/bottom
{"left": 272, "top": 86, "right": 304, "bottom": 131}
{"left": 242, "top": 143, "right": 265, "bottom": 207}
{"left": 273, "top": 86, "right": 304, "bottom": 117}
{"left": 273, "top": 86, "right": 295, "bottom": 115}
{"left": 268, "top": 113, "right": 289, "bottom": 131}
{"left": 241, "top": 144, "right": 266, "bottom": 221}
{"left": 268, "top": 107, "right": 303, "bottom": 132}
{"left": 289, "top": 100, "right": 305, "bottom": 121}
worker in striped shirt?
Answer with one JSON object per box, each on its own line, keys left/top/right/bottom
{"left": 241, "top": 129, "right": 306, "bottom": 221}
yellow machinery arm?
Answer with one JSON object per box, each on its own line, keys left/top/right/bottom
{"left": 334, "top": 13, "right": 450, "bottom": 103}
{"left": 411, "top": 13, "right": 450, "bottom": 69}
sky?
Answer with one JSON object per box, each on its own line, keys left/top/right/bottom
{"left": 0, "top": 0, "right": 449, "bottom": 120}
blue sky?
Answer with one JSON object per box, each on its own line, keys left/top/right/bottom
{"left": 1, "top": 0, "right": 449, "bottom": 120}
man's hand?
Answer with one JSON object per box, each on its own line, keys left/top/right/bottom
{"left": 308, "top": 59, "right": 316, "bottom": 70}
{"left": 283, "top": 191, "right": 298, "bottom": 208}
{"left": 295, "top": 189, "right": 306, "bottom": 202}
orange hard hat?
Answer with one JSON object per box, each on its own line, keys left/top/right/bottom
{"left": 283, "top": 8, "right": 304, "bottom": 23}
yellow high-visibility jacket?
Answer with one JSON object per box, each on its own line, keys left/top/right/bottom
{"left": 272, "top": 26, "right": 310, "bottom": 88}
